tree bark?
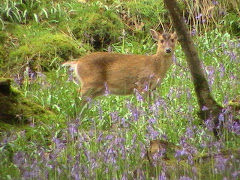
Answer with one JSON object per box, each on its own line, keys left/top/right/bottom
{"left": 163, "top": 0, "right": 222, "bottom": 137}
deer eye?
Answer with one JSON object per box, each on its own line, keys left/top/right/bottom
{"left": 160, "top": 40, "right": 164, "bottom": 43}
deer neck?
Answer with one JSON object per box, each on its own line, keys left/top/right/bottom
{"left": 153, "top": 52, "right": 173, "bottom": 63}
{"left": 152, "top": 53, "right": 173, "bottom": 75}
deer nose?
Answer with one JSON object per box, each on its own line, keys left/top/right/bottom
{"left": 166, "top": 48, "right": 172, "bottom": 53}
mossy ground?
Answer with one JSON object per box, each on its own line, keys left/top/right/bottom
{"left": 0, "top": 78, "right": 59, "bottom": 133}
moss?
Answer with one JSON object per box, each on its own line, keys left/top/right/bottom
{"left": 8, "top": 32, "right": 89, "bottom": 73}
{"left": 0, "top": 78, "right": 56, "bottom": 132}
{"left": 0, "top": 30, "right": 9, "bottom": 72}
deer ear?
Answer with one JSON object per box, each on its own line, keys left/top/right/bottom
{"left": 150, "top": 29, "right": 159, "bottom": 41}
{"left": 172, "top": 32, "right": 178, "bottom": 39}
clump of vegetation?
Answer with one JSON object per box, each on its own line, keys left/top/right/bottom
{"left": 9, "top": 32, "right": 87, "bottom": 73}
{"left": 65, "top": 3, "right": 124, "bottom": 49}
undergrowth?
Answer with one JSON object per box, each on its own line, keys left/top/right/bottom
{"left": 1, "top": 29, "right": 240, "bottom": 179}
{"left": 0, "top": 0, "right": 240, "bottom": 179}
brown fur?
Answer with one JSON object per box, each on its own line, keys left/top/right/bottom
{"left": 62, "top": 29, "right": 177, "bottom": 104}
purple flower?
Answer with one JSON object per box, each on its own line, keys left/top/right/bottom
{"left": 104, "top": 146, "right": 117, "bottom": 164}
{"left": 106, "top": 134, "right": 113, "bottom": 140}
{"left": 107, "top": 46, "right": 113, "bottom": 52}
{"left": 22, "top": 167, "right": 40, "bottom": 179}
{"left": 68, "top": 123, "right": 78, "bottom": 138}
{"left": 148, "top": 118, "right": 156, "bottom": 124}
{"left": 140, "top": 146, "right": 147, "bottom": 158}
{"left": 191, "top": 29, "right": 196, "bottom": 36}
{"left": 218, "top": 113, "right": 225, "bottom": 122}
{"left": 121, "top": 173, "right": 128, "bottom": 180}
{"left": 97, "top": 132, "right": 104, "bottom": 142}
{"left": 212, "top": 0, "right": 219, "bottom": 5}
{"left": 71, "top": 162, "right": 80, "bottom": 180}
{"left": 219, "top": 63, "right": 225, "bottom": 78}
{"left": 143, "top": 82, "right": 150, "bottom": 92}
{"left": 204, "top": 119, "right": 215, "bottom": 131}
{"left": 28, "top": 68, "right": 36, "bottom": 80}
{"left": 13, "top": 74, "right": 24, "bottom": 86}
{"left": 237, "top": 42, "right": 240, "bottom": 48}
{"left": 175, "top": 149, "right": 188, "bottom": 158}
{"left": 202, "top": 106, "right": 208, "bottom": 111}
{"left": 209, "top": 141, "right": 222, "bottom": 151}
{"left": 52, "top": 137, "right": 66, "bottom": 150}
{"left": 179, "top": 137, "right": 187, "bottom": 147}
{"left": 104, "top": 82, "right": 111, "bottom": 96}
{"left": 13, "top": 151, "right": 26, "bottom": 167}
{"left": 110, "top": 111, "right": 119, "bottom": 123}
{"left": 83, "top": 148, "right": 91, "bottom": 161}
{"left": 232, "top": 171, "right": 240, "bottom": 179}
{"left": 121, "top": 117, "right": 129, "bottom": 128}
{"left": 179, "top": 176, "right": 192, "bottom": 180}
{"left": 67, "top": 68, "right": 75, "bottom": 81}
{"left": 215, "top": 155, "right": 228, "bottom": 172}
{"left": 158, "top": 171, "right": 167, "bottom": 180}
{"left": 134, "top": 89, "right": 144, "bottom": 102}
{"left": 126, "top": 101, "right": 141, "bottom": 121}
{"left": 185, "top": 128, "right": 194, "bottom": 139}
{"left": 206, "top": 66, "right": 215, "bottom": 86}
{"left": 228, "top": 121, "right": 240, "bottom": 135}
{"left": 176, "top": 137, "right": 197, "bottom": 165}
{"left": 195, "top": 13, "right": 203, "bottom": 19}
{"left": 81, "top": 164, "right": 89, "bottom": 178}
{"left": 152, "top": 148, "right": 166, "bottom": 162}
{"left": 147, "top": 125, "right": 159, "bottom": 139}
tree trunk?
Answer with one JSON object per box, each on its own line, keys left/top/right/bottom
{"left": 163, "top": 0, "right": 222, "bottom": 137}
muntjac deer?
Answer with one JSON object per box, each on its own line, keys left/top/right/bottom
{"left": 62, "top": 29, "right": 177, "bottom": 105}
